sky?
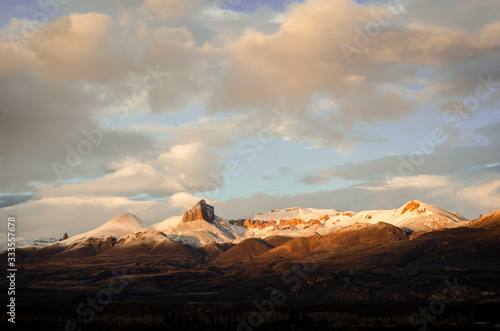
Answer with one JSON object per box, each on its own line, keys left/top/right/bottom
{"left": 1, "top": 0, "right": 499, "bottom": 238}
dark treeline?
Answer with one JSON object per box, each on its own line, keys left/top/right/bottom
{"left": 3, "top": 302, "right": 500, "bottom": 331}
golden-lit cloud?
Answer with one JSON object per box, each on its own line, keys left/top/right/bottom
{"left": 0, "top": 13, "right": 132, "bottom": 81}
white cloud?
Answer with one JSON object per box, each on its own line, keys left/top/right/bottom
{"left": 457, "top": 179, "right": 500, "bottom": 210}
{"left": 385, "top": 175, "right": 454, "bottom": 190}
{"left": 33, "top": 141, "right": 224, "bottom": 198}
{"left": 168, "top": 192, "right": 216, "bottom": 210}
{"left": 202, "top": 7, "right": 244, "bottom": 21}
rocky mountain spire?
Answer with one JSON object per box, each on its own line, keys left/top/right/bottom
{"left": 182, "top": 199, "right": 215, "bottom": 223}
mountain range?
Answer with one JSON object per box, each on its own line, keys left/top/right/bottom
{"left": 9, "top": 199, "right": 470, "bottom": 257}
{"left": 2, "top": 200, "right": 499, "bottom": 330}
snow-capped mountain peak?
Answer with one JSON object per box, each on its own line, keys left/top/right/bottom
{"left": 388, "top": 200, "right": 469, "bottom": 231}
{"left": 62, "top": 213, "right": 145, "bottom": 245}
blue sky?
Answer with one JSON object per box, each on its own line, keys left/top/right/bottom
{"left": 1, "top": 0, "right": 499, "bottom": 238}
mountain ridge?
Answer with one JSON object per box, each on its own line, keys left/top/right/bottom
{"left": 5, "top": 199, "right": 476, "bottom": 259}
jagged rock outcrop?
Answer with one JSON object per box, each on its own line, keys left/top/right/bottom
{"left": 181, "top": 199, "right": 215, "bottom": 223}
{"left": 231, "top": 217, "right": 325, "bottom": 230}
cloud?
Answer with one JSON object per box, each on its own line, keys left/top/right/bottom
{"left": 206, "top": 0, "right": 500, "bottom": 151}
{"left": 121, "top": 23, "right": 224, "bottom": 113}
{"left": 0, "top": 194, "right": 33, "bottom": 208}
{"left": 0, "top": 10, "right": 229, "bottom": 193}
{"left": 141, "top": 0, "right": 203, "bottom": 20}
{"left": 1, "top": 13, "right": 134, "bottom": 81}
{"left": 300, "top": 175, "right": 330, "bottom": 185}
{"left": 456, "top": 178, "right": 500, "bottom": 211}
{"left": 168, "top": 191, "right": 216, "bottom": 210}
{"left": 384, "top": 174, "right": 454, "bottom": 190}
{"left": 404, "top": 0, "right": 500, "bottom": 31}
{"left": 158, "top": 141, "right": 224, "bottom": 189}
{"left": 33, "top": 141, "right": 225, "bottom": 198}
{"left": 317, "top": 146, "right": 500, "bottom": 181}
{"left": 1, "top": 11, "right": 217, "bottom": 113}
{"left": 209, "top": 0, "right": 418, "bottom": 149}
{"left": 0, "top": 72, "right": 156, "bottom": 193}
{"left": 315, "top": 120, "right": 500, "bottom": 182}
